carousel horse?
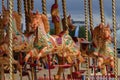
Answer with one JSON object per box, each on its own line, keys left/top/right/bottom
{"left": 51, "top": 0, "right": 62, "bottom": 35}
{"left": 69, "top": 23, "right": 114, "bottom": 75}
{"left": 26, "top": 11, "right": 85, "bottom": 80}
{"left": 24, "top": 11, "right": 56, "bottom": 63}
{"left": 0, "top": 7, "right": 36, "bottom": 74}
{"left": 0, "top": 14, "right": 22, "bottom": 74}
{"left": 1, "top": 7, "right": 35, "bottom": 52}
{"left": 62, "top": 15, "right": 76, "bottom": 31}
{"left": 51, "top": 0, "right": 75, "bottom": 33}
{"left": 92, "top": 23, "right": 114, "bottom": 75}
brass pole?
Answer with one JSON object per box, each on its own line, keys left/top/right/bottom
{"left": 112, "top": 0, "right": 118, "bottom": 80}
{"left": 88, "top": 0, "right": 94, "bottom": 32}
{"left": 62, "top": 0, "right": 68, "bottom": 31}
{"left": 42, "top": 0, "right": 47, "bottom": 15}
{"left": 99, "top": 0, "right": 105, "bottom": 24}
{"left": 17, "top": 0, "right": 22, "bottom": 15}
{"left": 9, "top": 0, "right": 14, "bottom": 80}
{"left": 84, "top": 0, "right": 90, "bottom": 80}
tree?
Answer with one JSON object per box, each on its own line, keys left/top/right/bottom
{"left": 78, "top": 26, "right": 91, "bottom": 41}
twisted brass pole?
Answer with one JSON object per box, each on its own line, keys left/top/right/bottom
{"left": 42, "top": 0, "right": 47, "bottom": 15}
{"left": 112, "top": 0, "right": 118, "bottom": 80}
{"left": 9, "top": 0, "right": 14, "bottom": 80}
{"left": 31, "top": 0, "right": 34, "bottom": 10}
{"left": 23, "top": 0, "right": 28, "bottom": 13}
{"left": 62, "top": 0, "right": 68, "bottom": 31}
{"left": 88, "top": 0, "right": 94, "bottom": 33}
{"left": 99, "top": 0, "right": 105, "bottom": 24}
{"left": 23, "top": 0, "right": 29, "bottom": 32}
{"left": 84, "top": 0, "right": 88, "bottom": 40}
{"left": 17, "top": 0, "right": 22, "bottom": 15}
{"left": 2, "top": 0, "right": 4, "bottom": 13}
{"left": 28, "top": 0, "right": 31, "bottom": 13}
{"left": 84, "top": 0, "right": 90, "bottom": 80}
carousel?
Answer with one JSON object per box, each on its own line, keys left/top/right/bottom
{"left": 0, "top": 0, "right": 119, "bottom": 80}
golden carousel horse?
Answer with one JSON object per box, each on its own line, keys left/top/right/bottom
{"left": 51, "top": 0, "right": 75, "bottom": 34}
{"left": 1, "top": 7, "right": 35, "bottom": 52}
{"left": 92, "top": 23, "right": 114, "bottom": 75}
{"left": 0, "top": 7, "right": 36, "bottom": 74}
{"left": 51, "top": 0, "right": 62, "bottom": 35}
{"left": 0, "top": 15, "right": 22, "bottom": 76}
{"left": 62, "top": 15, "right": 76, "bottom": 31}
{"left": 68, "top": 22, "right": 114, "bottom": 75}
{"left": 26, "top": 11, "right": 84, "bottom": 80}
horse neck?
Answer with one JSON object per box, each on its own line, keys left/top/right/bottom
{"left": 35, "top": 26, "right": 47, "bottom": 39}
{"left": 39, "top": 25, "right": 47, "bottom": 34}
{"left": 12, "top": 17, "right": 21, "bottom": 35}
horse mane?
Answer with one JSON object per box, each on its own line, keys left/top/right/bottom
{"left": 0, "top": 18, "right": 3, "bottom": 29}
{"left": 3, "top": 10, "right": 22, "bottom": 32}
{"left": 12, "top": 11, "right": 22, "bottom": 32}
{"left": 62, "top": 15, "right": 76, "bottom": 31}
{"left": 41, "top": 14, "right": 50, "bottom": 33}
{"left": 27, "top": 11, "right": 50, "bottom": 33}
{"left": 92, "top": 23, "right": 111, "bottom": 48}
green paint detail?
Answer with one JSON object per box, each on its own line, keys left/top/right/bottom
{"left": 12, "top": 18, "right": 19, "bottom": 35}
{"left": 34, "top": 44, "right": 44, "bottom": 50}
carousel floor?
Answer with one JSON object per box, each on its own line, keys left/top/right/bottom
{"left": 4, "top": 67, "right": 71, "bottom": 80}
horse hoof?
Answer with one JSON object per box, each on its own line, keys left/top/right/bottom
{"left": 110, "top": 68, "right": 113, "bottom": 72}
{"left": 13, "top": 69, "right": 17, "bottom": 73}
{"left": 96, "top": 68, "right": 101, "bottom": 73}
{"left": 54, "top": 75, "right": 60, "bottom": 80}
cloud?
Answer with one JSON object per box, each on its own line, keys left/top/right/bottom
{"left": 0, "top": 0, "right": 120, "bottom": 24}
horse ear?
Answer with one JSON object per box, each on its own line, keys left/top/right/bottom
{"left": 36, "top": 10, "right": 39, "bottom": 15}
{"left": 99, "top": 23, "right": 104, "bottom": 28}
{"left": 106, "top": 23, "right": 110, "bottom": 28}
{"left": 30, "top": 10, "right": 33, "bottom": 15}
{"left": 2, "top": 5, "right": 7, "bottom": 13}
{"left": 68, "top": 14, "right": 71, "bottom": 18}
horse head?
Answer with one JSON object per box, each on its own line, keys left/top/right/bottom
{"left": 2, "top": 6, "right": 22, "bottom": 33}
{"left": 28, "top": 11, "right": 50, "bottom": 33}
{"left": 62, "top": 15, "right": 76, "bottom": 31}
{"left": 92, "top": 23, "right": 111, "bottom": 48}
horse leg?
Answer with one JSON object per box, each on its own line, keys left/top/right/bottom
{"left": 110, "top": 57, "right": 114, "bottom": 68}
{"left": 63, "top": 52, "right": 73, "bottom": 64}
{"left": 25, "top": 51, "right": 33, "bottom": 63}
{"left": 24, "top": 49, "right": 37, "bottom": 71}
{"left": 54, "top": 56, "right": 64, "bottom": 80}
{"left": 101, "top": 65, "right": 107, "bottom": 75}
{"left": 36, "top": 47, "right": 48, "bottom": 61}
{"left": 98, "top": 57, "right": 103, "bottom": 69}
{"left": 109, "top": 57, "right": 114, "bottom": 72}
{"left": 77, "top": 52, "right": 85, "bottom": 63}
{"left": 98, "top": 57, "right": 107, "bottom": 75}
{"left": 73, "top": 62, "right": 79, "bottom": 72}
{"left": 97, "top": 57, "right": 104, "bottom": 73}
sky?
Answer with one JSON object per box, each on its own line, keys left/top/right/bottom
{"left": 0, "top": 0, "right": 120, "bottom": 47}
{"left": 0, "top": 0, "right": 120, "bottom": 26}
